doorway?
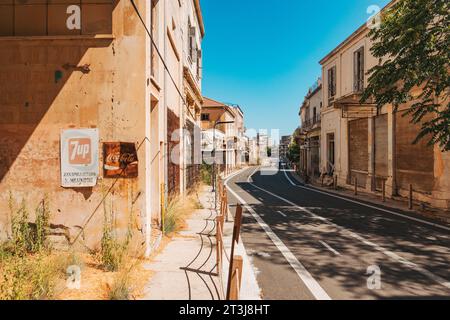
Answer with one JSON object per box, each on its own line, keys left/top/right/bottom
{"left": 327, "top": 133, "right": 335, "bottom": 175}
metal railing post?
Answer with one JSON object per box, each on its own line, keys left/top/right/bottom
{"left": 409, "top": 184, "right": 413, "bottom": 210}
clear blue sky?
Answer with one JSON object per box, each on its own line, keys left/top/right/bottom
{"left": 201, "top": 0, "right": 390, "bottom": 138}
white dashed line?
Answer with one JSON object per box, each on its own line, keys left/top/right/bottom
{"left": 319, "top": 240, "right": 341, "bottom": 256}
{"left": 277, "top": 210, "right": 287, "bottom": 218}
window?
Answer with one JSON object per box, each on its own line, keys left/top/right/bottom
{"left": 201, "top": 113, "right": 210, "bottom": 121}
{"left": 354, "top": 46, "right": 365, "bottom": 92}
{"left": 196, "top": 48, "right": 202, "bottom": 79}
{"left": 313, "top": 108, "right": 317, "bottom": 124}
{"left": 327, "top": 66, "right": 336, "bottom": 102}
{"left": 0, "top": 1, "right": 113, "bottom": 37}
{"left": 305, "top": 107, "right": 310, "bottom": 126}
{"left": 188, "top": 19, "right": 195, "bottom": 62}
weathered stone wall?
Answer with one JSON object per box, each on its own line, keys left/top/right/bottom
{"left": 0, "top": 1, "right": 150, "bottom": 249}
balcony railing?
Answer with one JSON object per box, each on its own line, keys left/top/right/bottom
{"left": 302, "top": 114, "right": 321, "bottom": 129}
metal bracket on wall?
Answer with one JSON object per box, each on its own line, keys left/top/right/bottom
{"left": 63, "top": 63, "right": 91, "bottom": 74}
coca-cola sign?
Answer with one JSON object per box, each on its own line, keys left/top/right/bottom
{"left": 103, "top": 142, "right": 138, "bottom": 178}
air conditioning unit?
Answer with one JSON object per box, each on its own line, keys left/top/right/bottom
{"left": 189, "top": 27, "right": 196, "bottom": 37}
{"left": 197, "top": 49, "right": 202, "bottom": 59}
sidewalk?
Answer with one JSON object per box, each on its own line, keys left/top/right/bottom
{"left": 290, "top": 171, "right": 450, "bottom": 225}
{"left": 141, "top": 183, "right": 261, "bottom": 300}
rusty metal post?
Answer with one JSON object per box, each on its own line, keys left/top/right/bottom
{"left": 354, "top": 177, "right": 358, "bottom": 196}
{"left": 382, "top": 179, "right": 386, "bottom": 202}
{"left": 228, "top": 256, "right": 243, "bottom": 300}
{"left": 214, "top": 172, "right": 219, "bottom": 209}
{"left": 224, "top": 190, "right": 229, "bottom": 223}
{"left": 226, "top": 204, "right": 243, "bottom": 300}
{"left": 216, "top": 217, "right": 222, "bottom": 275}
{"left": 409, "top": 184, "right": 413, "bottom": 209}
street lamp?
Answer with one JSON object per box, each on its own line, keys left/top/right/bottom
{"left": 212, "top": 120, "right": 235, "bottom": 209}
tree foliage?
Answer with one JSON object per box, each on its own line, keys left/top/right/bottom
{"left": 362, "top": 0, "right": 450, "bottom": 151}
{"left": 287, "top": 140, "right": 300, "bottom": 164}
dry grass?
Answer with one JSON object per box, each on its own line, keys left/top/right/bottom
{"left": 0, "top": 238, "right": 153, "bottom": 300}
{"left": 57, "top": 247, "right": 153, "bottom": 300}
{"left": 164, "top": 183, "right": 204, "bottom": 235}
{"left": 0, "top": 184, "right": 205, "bottom": 300}
{"left": 0, "top": 250, "right": 57, "bottom": 300}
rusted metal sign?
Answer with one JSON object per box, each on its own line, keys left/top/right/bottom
{"left": 103, "top": 142, "right": 138, "bottom": 178}
{"left": 60, "top": 129, "right": 99, "bottom": 188}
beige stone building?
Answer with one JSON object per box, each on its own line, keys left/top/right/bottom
{"left": 232, "top": 106, "right": 246, "bottom": 168}
{"left": 0, "top": 0, "right": 205, "bottom": 255}
{"left": 299, "top": 79, "right": 322, "bottom": 179}
{"left": 319, "top": 3, "right": 450, "bottom": 209}
{"left": 201, "top": 97, "right": 243, "bottom": 172}
{"left": 181, "top": 0, "right": 205, "bottom": 194}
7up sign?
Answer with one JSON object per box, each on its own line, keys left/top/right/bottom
{"left": 61, "top": 129, "right": 99, "bottom": 188}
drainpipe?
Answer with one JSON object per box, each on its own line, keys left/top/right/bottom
{"left": 144, "top": 1, "right": 152, "bottom": 257}
{"left": 163, "top": 0, "right": 169, "bottom": 221}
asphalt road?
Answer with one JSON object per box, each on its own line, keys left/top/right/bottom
{"left": 225, "top": 166, "right": 450, "bottom": 300}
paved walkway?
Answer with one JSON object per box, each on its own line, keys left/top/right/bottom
{"left": 142, "top": 183, "right": 261, "bottom": 300}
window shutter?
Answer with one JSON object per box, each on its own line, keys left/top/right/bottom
{"left": 359, "top": 47, "right": 365, "bottom": 91}
{"left": 353, "top": 50, "right": 358, "bottom": 92}
{"left": 331, "top": 67, "right": 336, "bottom": 97}
{"left": 328, "top": 68, "right": 332, "bottom": 99}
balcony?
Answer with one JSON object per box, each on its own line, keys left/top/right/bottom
{"left": 302, "top": 114, "right": 321, "bottom": 130}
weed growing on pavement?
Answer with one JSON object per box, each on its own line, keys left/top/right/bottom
{"left": 164, "top": 185, "right": 203, "bottom": 235}
{"left": 0, "top": 194, "right": 57, "bottom": 300}
{"left": 100, "top": 199, "right": 128, "bottom": 272}
{"left": 105, "top": 233, "right": 147, "bottom": 300}
{"left": 8, "top": 193, "right": 51, "bottom": 255}
{"left": 200, "top": 162, "right": 213, "bottom": 186}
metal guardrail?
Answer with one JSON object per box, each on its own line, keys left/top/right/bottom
{"left": 216, "top": 179, "right": 244, "bottom": 300}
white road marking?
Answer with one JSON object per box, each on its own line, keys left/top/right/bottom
{"left": 319, "top": 240, "right": 341, "bottom": 256}
{"left": 277, "top": 210, "right": 287, "bottom": 218}
{"left": 282, "top": 168, "right": 298, "bottom": 186}
{"left": 281, "top": 167, "right": 450, "bottom": 233}
{"left": 225, "top": 167, "right": 332, "bottom": 300}
{"left": 253, "top": 169, "right": 450, "bottom": 290}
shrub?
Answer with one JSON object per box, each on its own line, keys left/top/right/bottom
{"left": 9, "top": 194, "right": 51, "bottom": 255}
{"left": 200, "top": 162, "right": 213, "bottom": 186}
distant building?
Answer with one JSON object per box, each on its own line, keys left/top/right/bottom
{"left": 299, "top": 78, "right": 322, "bottom": 179}
{"left": 257, "top": 133, "right": 269, "bottom": 160}
{"left": 201, "top": 97, "right": 245, "bottom": 173}
{"left": 248, "top": 137, "right": 259, "bottom": 165}
{"left": 279, "top": 136, "right": 292, "bottom": 160}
